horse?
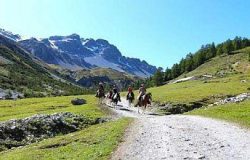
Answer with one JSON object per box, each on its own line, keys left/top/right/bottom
{"left": 127, "top": 92, "right": 135, "bottom": 107}
{"left": 95, "top": 89, "right": 105, "bottom": 104}
{"left": 135, "top": 93, "right": 152, "bottom": 113}
{"left": 111, "top": 92, "right": 121, "bottom": 108}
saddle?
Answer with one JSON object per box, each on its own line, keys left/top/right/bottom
{"left": 113, "top": 93, "right": 118, "bottom": 99}
{"left": 138, "top": 94, "right": 146, "bottom": 101}
{"left": 127, "top": 92, "right": 135, "bottom": 100}
{"left": 96, "top": 90, "right": 105, "bottom": 98}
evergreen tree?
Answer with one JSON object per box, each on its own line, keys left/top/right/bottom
{"left": 164, "top": 68, "right": 172, "bottom": 81}
{"left": 185, "top": 53, "right": 194, "bottom": 72}
{"left": 179, "top": 58, "right": 186, "bottom": 74}
{"left": 153, "top": 67, "right": 164, "bottom": 86}
{"left": 223, "top": 39, "right": 234, "bottom": 54}
{"left": 216, "top": 44, "right": 223, "bottom": 55}
{"left": 171, "top": 64, "right": 180, "bottom": 79}
{"left": 233, "top": 36, "right": 242, "bottom": 50}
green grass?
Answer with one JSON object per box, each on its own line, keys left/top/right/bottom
{"left": 147, "top": 74, "right": 249, "bottom": 104}
{"left": 0, "top": 95, "right": 104, "bottom": 122}
{"left": 0, "top": 118, "right": 132, "bottom": 160}
{"left": 187, "top": 100, "right": 250, "bottom": 128}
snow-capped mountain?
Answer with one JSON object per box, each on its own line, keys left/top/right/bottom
{"left": 0, "top": 28, "right": 22, "bottom": 42}
{"left": 0, "top": 28, "right": 157, "bottom": 77}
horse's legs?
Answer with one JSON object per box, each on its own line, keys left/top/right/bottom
{"left": 98, "top": 98, "right": 101, "bottom": 105}
{"left": 112, "top": 101, "right": 115, "bottom": 108}
{"left": 113, "top": 100, "right": 117, "bottom": 109}
{"left": 143, "top": 104, "right": 146, "bottom": 114}
{"left": 128, "top": 100, "right": 131, "bottom": 108}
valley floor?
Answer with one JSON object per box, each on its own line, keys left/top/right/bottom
{"left": 111, "top": 99, "right": 250, "bottom": 160}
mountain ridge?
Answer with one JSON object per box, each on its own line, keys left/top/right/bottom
{"left": 0, "top": 28, "right": 157, "bottom": 77}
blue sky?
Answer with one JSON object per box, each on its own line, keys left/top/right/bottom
{"left": 0, "top": 0, "right": 250, "bottom": 68}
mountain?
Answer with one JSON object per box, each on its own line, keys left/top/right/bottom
{"left": 0, "top": 29, "right": 157, "bottom": 77}
{"left": 0, "top": 35, "right": 89, "bottom": 98}
{"left": 0, "top": 28, "right": 22, "bottom": 42}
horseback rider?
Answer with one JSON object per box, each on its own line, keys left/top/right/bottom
{"left": 126, "top": 85, "right": 135, "bottom": 101}
{"left": 96, "top": 82, "right": 105, "bottom": 97}
{"left": 112, "top": 85, "right": 121, "bottom": 102}
{"left": 138, "top": 83, "right": 146, "bottom": 101}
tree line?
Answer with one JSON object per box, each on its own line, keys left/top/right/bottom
{"left": 136, "top": 37, "right": 250, "bottom": 88}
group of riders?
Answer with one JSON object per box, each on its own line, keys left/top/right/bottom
{"left": 95, "top": 82, "right": 149, "bottom": 106}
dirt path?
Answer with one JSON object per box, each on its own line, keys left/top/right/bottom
{"left": 109, "top": 99, "right": 250, "bottom": 160}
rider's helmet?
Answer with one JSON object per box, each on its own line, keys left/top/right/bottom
{"left": 99, "top": 82, "right": 103, "bottom": 86}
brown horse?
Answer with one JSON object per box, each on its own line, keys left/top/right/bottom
{"left": 135, "top": 93, "right": 152, "bottom": 113}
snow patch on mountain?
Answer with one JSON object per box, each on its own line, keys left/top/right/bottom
{"left": 48, "top": 40, "right": 59, "bottom": 50}
{"left": 85, "top": 46, "right": 99, "bottom": 52}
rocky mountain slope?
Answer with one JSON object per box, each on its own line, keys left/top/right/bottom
{"left": 0, "top": 28, "right": 157, "bottom": 77}
{"left": 0, "top": 35, "right": 89, "bottom": 98}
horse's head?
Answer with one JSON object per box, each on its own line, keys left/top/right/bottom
{"left": 146, "top": 93, "right": 152, "bottom": 99}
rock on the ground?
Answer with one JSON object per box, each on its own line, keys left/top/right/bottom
{"left": 71, "top": 98, "right": 86, "bottom": 105}
{"left": 0, "top": 112, "right": 93, "bottom": 151}
{"left": 214, "top": 93, "right": 250, "bottom": 106}
{"left": 0, "top": 88, "right": 24, "bottom": 100}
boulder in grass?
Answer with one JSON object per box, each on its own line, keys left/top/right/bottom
{"left": 71, "top": 98, "right": 86, "bottom": 105}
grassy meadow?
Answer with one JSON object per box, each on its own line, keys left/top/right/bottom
{"left": 0, "top": 95, "right": 132, "bottom": 160}
{"left": 0, "top": 95, "right": 104, "bottom": 122}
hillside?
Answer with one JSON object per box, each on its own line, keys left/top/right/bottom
{"left": 148, "top": 47, "right": 250, "bottom": 104}
{"left": 0, "top": 36, "right": 88, "bottom": 98}
{"left": 180, "top": 47, "right": 250, "bottom": 78}
{"left": 55, "top": 67, "right": 141, "bottom": 89}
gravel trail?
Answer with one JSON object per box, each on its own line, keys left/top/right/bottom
{"left": 109, "top": 99, "right": 250, "bottom": 160}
